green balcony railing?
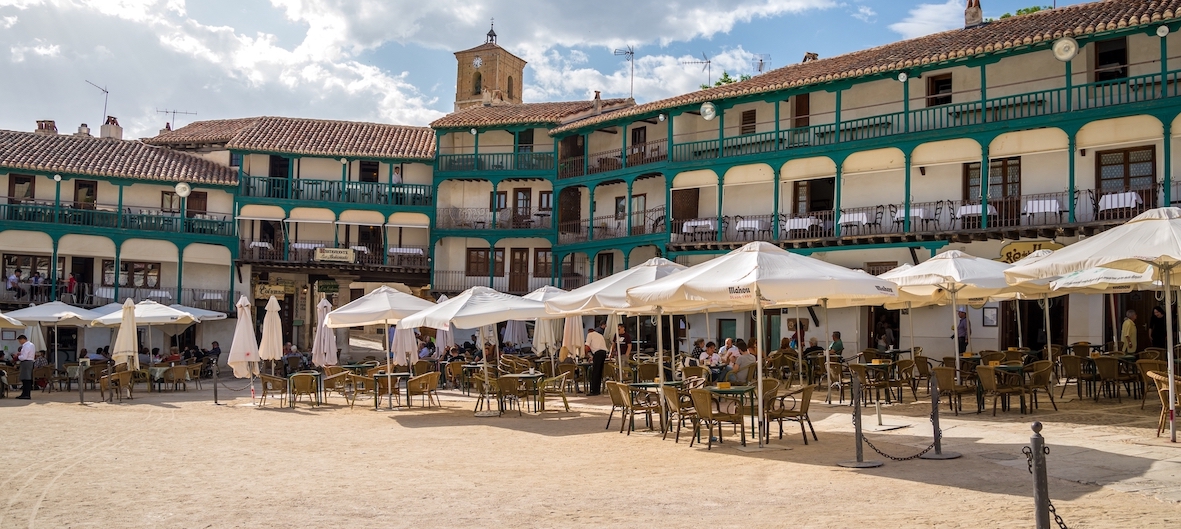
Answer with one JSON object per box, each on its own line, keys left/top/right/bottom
{"left": 0, "top": 201, "right": 234, "bottom": 237}
{"left": 671, "top": 138, "right": 720, "bottom": 162}
{"left": 239, "top": 175, "right": 432, "bottom": 206}
{"left": 437, "top": 152, "right": 555, "bottom": 173}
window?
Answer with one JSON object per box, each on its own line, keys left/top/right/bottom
{"left": 489, "top": 191, "right": 507, "bottom": 211}
{"left": 229, "top": 152, "right": 243, "bottom": 168}
{"left": 792, "top": 94, "right": 810, "bottom": 128}
{"left": 926, "top": 74, "right": 953, "bottom": 106}
{"left": 359, "top": 161, "right": 380, "bottom": 183}
{"left": 100, "top": 260, "right": 161, "bottom": 288}
{"left": 740, "top": 109, "right": 757, "bottom": 135}
{"left": 596, "top": 253, "right": 615, "bottom": 279}
{"left": 964, "top": 157, "right": 1021, "bottom": 201}
{"left": 615, "top": 196, "right": 627, "bottom": 220}
{"left": 864, "top": 261, "right": 899, "bottom": 276}
{"left": 517, "top": 129, "right": 534, "bottom": 153}
{"left": 793, "top": 178, "right": 835, "bottom": 213}
{"left": 1094, "top": 37, "right": 1128, "bottom": 82}
{"left": 73, "top": 180, "right": 97, "bottom": 209}
{"left": 538, "top": 191, "right": 553, "bottom": 211}
{"left": 268, "top": 155, "right": 289, "bottom": 178}
{"left": 472, "top": 72, "right": 483, "bottom": 95}
{"left": 465, "top": 248, "right": 504, "bottom": 277}
{"left": 1097, "top": 146, "right": 1156, "bottom": 193}
{"left": 3, "top": 255, "right": 64, "bottom": 285}
{"left": 161, "top": 191, "right": 182, "bottom": 213}
{"left": 8, "top": 174, "right": 34, "bottom": 202}
{"left": 630, "top": 126, "right": 647, "bottom": 146}
{"left": 534, "top": 249, "right": 553, "bottom": 278}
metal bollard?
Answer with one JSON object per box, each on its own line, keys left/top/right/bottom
{"left": 921, "top": 374, "right": 961, "bottom": 460}
{"left": 213, "top": 359, "right": 220, "bottom": 405}
{"left": 1031, "top": 422, "right": 1050, "bottom": 529}
{"left": 838, "top": 375, "right": 884, "bottom": 468}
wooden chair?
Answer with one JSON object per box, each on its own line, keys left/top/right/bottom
{"left": 1147, "top": 371, "right": 1181, "bottom": 436}
{"left": 1058, "top": 355, "right": 1097, "bottom": 399}
{"left": 32, "top": 366, "right": 54, "bottom": 393}
{"left": 687, "top": 388, "right": 744, "bottom": 449}
{"left": 163, "top": 365, "right": 189, "bottom": 391}
{"left": 407, "top": 372, "right": 440, "bottom": 408}
{"left": 290, "top": 372, "right": 318, "bottom": 407}
{"left": 768, "top": 385, "right": 817, "bottom": 444}
{"left": 412, "top": 360, "right": 433, "bottom": 376}
{"left": 346, "top": 374, "right": 376, "bottom": 409}
{"left": 848, "top": 364, "right": 891, "bottom": 404}
{"left": 497, "top": 376, "right": 524, "bottom": 416}
{"left": 977, "top": 365, "right": 1029, "bottom": 416}
{"left": 1137, "top": 360, "right": 1169, "bottom": 409}
{"left": 933, "top": 366, "right": 976, "bottom": 415}
{"left": 541, "top": 373, "right": 570, "bottom": 412}
{"left": 825, "top": 362, "right": 849, "bottom": 404}
{"left": 259, "top": 374, "right": 288, "bottom": 407}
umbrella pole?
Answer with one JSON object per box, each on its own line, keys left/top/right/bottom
{"left": 387, "top": 322, "right": 393, "bottom": 376}
{"left": 908, "top": 302, "right": 915, "bottom": 361}
{"left": 823, "top": 299, "right": 830, "bottom": 388}
{"left": 951, "top": 291, "right": 960, "bottom": 385}
{"left": 796, "top": 305, "right": 804, "bottom": 386}
{"left": 1042, "top": 294, "right": 1053, "bottom": 380}
{"left": 656, "top": 308, "right": 664, "bottom": 385}
{"left": 1165, "top": 269, "right": 1176, "bottom": 443}
{"left": 755, "top": 289, "right": 765, "bottom": 447}
{"left": 616, "top": 313, "right": 624, "bottom": 384}
{"left": 1016, "top": 300, "right": 1024, "bottom": 349}
{"left": 148, "top": 325, "right": 153, "bottom": 393}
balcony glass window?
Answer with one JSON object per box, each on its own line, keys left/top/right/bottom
{"left": 1094, "top": 37, "right": 1128, "bottom": 82}
{"left": 3, "top": 254, "right": 64, "bottom": 284}
{"left": 517, "top": 129, "right": 534, "bottom": 153}
{"left": 740, "top": 110, "right": 757, "bottom": 135}
{"left": 359, "top": 161, "right": 380, "bottom": 183}
{"left": 101, "top": 260, "right": 161, "bottom": 288}
{"left": 465, "top": 248, "right": 504, "bottom": 277}
{"left": 926, "top": 74, "right": 952, "bottom": 107}
{"left": 538, "top": 191, "right": 553, "bottom": 211}
{"left": 1098, "top": 146, "right": 1155, "bottom": 193}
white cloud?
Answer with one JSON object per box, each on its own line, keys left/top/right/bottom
{"left": 852, "top": 5, "right": 876, "bottom": 23}
{"left": 889, "top": 0, "right": 963, "bottom": 39}
{"left": 10, "top": 38, "right": 57, "bottom": 61}
{"left": 1, "top": 16, "right": 16, "bottom": 28}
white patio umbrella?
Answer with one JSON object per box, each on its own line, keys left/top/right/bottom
{"left": 0, "top": 310, "right": 23, "bottom": 329}
{"left": 880, "top": 250, "right": 1013, "bottom": 381}
{"left": 561, "top": 316, "right": 584, "bottom": 361}
{"left": 227, "top": 296, "right": 260, "bottom": 379}
{"left": 524, "top": 286, "right": 567, "bottom": 370}
{"left": 170, "top": 304, "right": 227, "bottom": 322}
{"left": 400, "top": 286, "right": 550, "bottom": 414}
{"left": 91, "top": 300, "right": 201, "bottom": 391}
{"left": 257, "top": 296, "right": 283, "bottom": 375}
{"left": 310, "top": 298, "right": 337, "bottom": 367}
{"left": 627, "top": 242, "right": 900, "bottom": 447}
{"left": 433, "top": 295, "right": 454, "bottom": 349}
{"left": 324, "top": 285, "right": 435, "bottom": 373}
{"left": 23, "top": 322, "right": 44, "bottom": 357}
{"left": 1007, "top": 207, "right": 1181, "bottom": 441}
{"left": 545, "top": 257, "right": 687, "bottom": 316}
{"left": 391, "top": 325, "right": 419, "bottom": 367}
{"left": 110, "top": 299, "right": 138, "bottom": 370}
{"left": 7, "top": 301, "right": 100, "bottom": 368}
{"left": 502, "top": 320, "right": 529, "bottom": 349}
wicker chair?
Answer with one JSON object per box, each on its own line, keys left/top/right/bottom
{"left": 660, "top": 384, "right": 696, "bottom": 443}
{"left": 1092, "top": 356, "right": 1135, "bottom": 403}
{"left": 604, "top": 381, "right": 629, "bottom": 431}
{"left": 825, "top": 362, "right": 849, "bottom": 404}
{"left": 290, "top": 372, "right": 319, "bottom": 407}
{"left": 163, "top": 365, "right": 189, "bottom": 391}
{"left": 412, "top": 360, "right": 433, "bottom": 376}
{"left": 768, "top": 385, "right": 817, "bottom": 444}
{"left": 912, "top": 355, "right": 935, "bottom": 393}
{"left": 541, "top": 373, "right": 570, "bottom": 412}
{"left": 848, "top": 363, "right": 891, "bottom": 404}
{"left": 346, "top": 374, "right": 376, "bottom": 409}
{"left": 259, "top": 374, "right": 288, "bottom": 408}
{"left": 1137, "top": 360, "right": 1169, "bottom": 409}
{"left": 682, "top": 365, "right": 710, "bottom": 384}
{"left": 497, "top": 376, "right": 524, "bottom": 416}
{"left": 1147, "top": 371, "right": 1181, "bottom": 436}
{"left": 890, "top": 359, "right": 918, "bottom": 403}
{"left": 688, "top": 388, "right": 745, "bottom": 449}
{"left": 98, "top": 370, "right": 133, "bottom": 403}
{"left": 374, "top": 373, "right": 401, "bottom": 409}
{"left": 407, "top": 372, "right": 440, "bottom": 408}
{"left": 977, "top": 365, "right": 1029, "bottom": 416}
{"left": 933, "top": 366, "right": 976, "bottom": 415}
{"left": 1025, "top": 361, "right": 1057, "bottom": 412}
{"left": 636, "top": 363, "right": 659, "bottom": 383}
{"left": 1058, "top": 355, "right": 1097, "bottom": 399}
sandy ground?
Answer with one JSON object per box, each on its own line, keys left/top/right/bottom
{"left": 2, "top": 381, "right": 1180, "bottom": 528}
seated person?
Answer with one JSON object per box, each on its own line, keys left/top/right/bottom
{"left": 163, "top": 347, "right": 181, "bottom": 363}
{"left": 830, "top": 331, "right": 845, "bottom": 360}
{"left": 138, "top": 348, "right": 150, "bottom": 366}
{"left": 85, "top": 348, "right": 106, "bottom": 361}
{"left": 726, "top": 341, "right": 757, "bottom": 384}
{"left": 803, "top": 336, "right": 825, "bottom": 356}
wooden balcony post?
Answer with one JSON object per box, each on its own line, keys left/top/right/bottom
{"left": 980, "top": 144, "right": 990, "bottom": 230}
{"left": 113, "top": 246, "right": 121, "bottom": 302}
{"left": 626, "top": 180, "right": 633, "bottom": 236}
{"left": 666, "top": 113, "right": 674, "bottom": 162}
{"left": 903, "top": 74, "right": 911, "bottom": 132}
{"left": 834, "top": 90, "right": 842, "bottom": 144}
{"left": 587, "top": 184, "right": 596, "bottom": 241}
{"left": 979, "top": 64, "right": 987, "bottom": 123}
{"left": 716, "top": 172, "right": 724, "bottom": 241}
{"left": 50, "top": 237, "right": 58, "bottom": 301}
{"left": 116, "top": 184, "right": 124, "bottom": 229}
{"left": 772, "top": 168, "right": 781, "bottom": 238}
{"left": 904, "top": 150, "right": 912, "bottom": 232}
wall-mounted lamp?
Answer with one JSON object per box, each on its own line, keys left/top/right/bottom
{"left": 1159, "top": 26, "right": 1171, "bottom": 38}
{"left": 1080, "top": 149, "right": 1086, "bottom": 157}
{"left": 658, "top": 114, "right": 666, "bottom": 122}
{"left": 339, "top": 157, "right": 348, "bottom": 165}
{"left": 53, "top": 174, "right": 62, "bottom": 182}
{"left": 919, "top": 166, "right": 927, "bottom": 176}
{"left": 470, "top": 128, "right": 478, "bottom": 135}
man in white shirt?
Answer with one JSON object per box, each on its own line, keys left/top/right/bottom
{"left": 584, "top": 327, "right": 609, "bottom": 396}
{"left": 16, "top": 334, "right": 35, "bottom": 399}
{"left": 719, "top": 338, "right": 739, "bottom": 363}
{"left": 6, "top": 269, "right": 26, "bottom": 300}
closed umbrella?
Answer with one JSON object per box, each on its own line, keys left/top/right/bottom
{"left": 502, "top": 320, "right": 529, "bottom": 348}
{"left": 562, "top": 316, "right": 584, "bottom": 361}
{"left": 434, "top": 295, "right": 454, "bottom": 349}
{"left": 524, "top": 286, "right": 567, "bottom": 371}
{"left": 257, "top": 296, "right": 283, "bottom": 375}
{"left": 227, "top": 296, "right": 259, "bottom": 379}
{"left": 110, "top": 299, "right": 138, "bottom": 371}
{"left": 310, "top": 298, "right": 337, "bottom": 368}
{"left": 391, "top": 325, "right": 419, "bottom": 367}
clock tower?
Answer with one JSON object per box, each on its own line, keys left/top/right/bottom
{"left": 454, "top": 22, "right": 526, "bottom": 111}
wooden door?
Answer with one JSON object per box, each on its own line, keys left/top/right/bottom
{"left": 629, "top": 126, "right": 647, "bottom": 165}
{"left": 73, "top": 180, "right": 97, "bottom": 209}
{"left": 513, "top": 188, "right": 532, "bottom": 228}
{"left": 185, "top": 191, "right": 208, "bottom": 217}
{"left": 558, "top": 188, "right": 582, "bottom": 234}
{"left": 8, "top": 174, "right": 33, "bottom": 203}
{"left": 792, "top": 94, "right": 810, "bottom": 128}
{"left": 508, "top": 248, "right": 529, "bottom": 293}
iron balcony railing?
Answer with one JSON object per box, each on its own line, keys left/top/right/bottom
{"left": 239, "top": 239, "right": 427, "bottom": 268}
{"left": 1, "top": 199, "right": 234, "bottom": 237}
{"left": 239, "top": 176, "right": 433, "bottom": 206}
{"left": 437, "top": 152, "right": 556, "bottom": 173}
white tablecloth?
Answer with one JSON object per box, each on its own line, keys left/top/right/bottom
{"left": 349, "top": 245, "right": 370, "bottom": 254}
{"left": 1023, "top": 199, "right": 1063, "bottom": 215}
{"left": 249, "top": 241, "right": 273, "bottom": 249}
{"left": 956, "top": 204, "right": 997, "bottom": 217}
{"left": 681, "top": 219, "right": 716, "bottom": 233}
{"left": 839, "top": 212, "right": 869, "bottom": 226}
{"left": 1097, "top": 191, "right": 1143, "bottom": 211}
{"left": 734, "top": 219, "right": 769, "bottom": 232}
{"left": 388, "top": 247, "right": 425, "bottom": 256}
{"left": 291, "top": 242, "right": 326, "bottom": 250}
{"left": 894, "top": 208, "right": 929, "bottom": 221}
{"left": 782, "top": 217, "right": 820, "bottom": 230}
{"left": 93, "top": 287, "right": 115, "bottom": 299}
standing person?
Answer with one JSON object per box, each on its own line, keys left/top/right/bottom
{"left": 15, "top": 334, "right": 34, "bottom": 399}
{"left": 957, "top": 308, "right": 971, "bottom": 354}
{"left": 614, "top": 323, "right": 632, "bottom": 363}
{"left": 6, "top": 268, "right": 25, "bottom": 299}
{"left": 1121, "top": 309, "right": 1138, "bottom": 353}
{"left": 1150, "top": 306, "right": 1167, "bottom": 350}
{"left": 584, "top": 327, "right": 608, "bottom": 396}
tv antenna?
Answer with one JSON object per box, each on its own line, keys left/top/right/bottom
{"left": 156, "top": 108, "right": 197, "bottom": 128}
{"left": 613, "top": 45, "right": 635, "bottom": 99}
{"left": 85, "top": 80, "right": 109, "bottom": 123}
{"left": 752, "top": 54, "right": 772, "bottom": 73}
{"left": 681, "top": 52, "right": 712, "bottom": 86}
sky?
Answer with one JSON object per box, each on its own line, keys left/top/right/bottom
{"left": 0, "top": 0, "right": 1088, "bottom": 139}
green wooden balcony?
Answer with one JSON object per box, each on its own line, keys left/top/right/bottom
{"left": 0, "top": 200, "right": 235, "bottom": 237}
{"left": 239, "top": 176, "right": 433, "bottom": 206}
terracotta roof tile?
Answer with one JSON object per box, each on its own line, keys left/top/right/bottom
{"left": 551, "top": 0, "right": 1181, "bottom": 135}
{"left": 430, "top": 99, "right": 634, "bottom": 129}
{"left": 0, "top": 130, "right": 237, "bottom": 185}
{"left": 148, "top": 116, "right": 436, "bottom": 161}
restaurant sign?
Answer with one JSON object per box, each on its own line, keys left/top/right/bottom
{"left": 255, "top": 284, "right": 286, "bottom": 300}
{"left": 317, "top": 281, "right": 339, "bottom": 294}
{"left": 997, "top": 240, "right": 1063, "bottom": 264}
{"left": 314, "top": 248, "right": 355, "bottom": 263}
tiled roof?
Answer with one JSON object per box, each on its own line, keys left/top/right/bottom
{"left": 148, "top": 116, "right": 436, "bottom": 161}
{"left": 0, "top": 130, "right": 237, "bottom": 185}
{"left": 430, "top": 99, "right": 634, "bottom": 129}
{"left": 144, "top": 118, "right": 262, "bottom": 146}
{"left": 550, "top": 0, "right": 1181, "bottom": 134}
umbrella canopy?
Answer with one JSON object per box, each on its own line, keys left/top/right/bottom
{"left": 626, "top": 242, "right": 899, "bottom": 311}
{"left": 88, "top": 302, "right": 127, "bottom": 318}
{"left": 477, "top": 324, "right": 500, "bottom": 349}
{"left": 433, "top": 295, "right": 455, "bottom": 348}
{"left": 7, "top": 301, "right": 101, "bottom": 327}
{"left": 523, "top": 285, "right": 568, "bottom": 303}
{"left": 169, "top": 304, "right": 227, "bottom": 322}
{"left": 311, "top": 298, "right": 337, "bottom": 367}
{"left": 0, "top": 310, "right": 22, "bottom": 330}
{"left": 502, "top": 320, "right": 529, "bottom": 347}
{"left": 533, "top": 317, "right": 562, "bottom": 356}
{"left": 227, "top": 296, "right": 259, "bottom": 379}
{"left": 23, "top": 322, "right": 44, "bottom": 353}
{"left": 399, "top": 286, "right": 550, "bottom": 331}
{"left": 391, "top": 325, "right": 419, "bottom": 366}
{"left": 1050, "top": 266, "right": 1157, "bottom": 294}
{"left": 91, "top": 300, "right": 200, "bottom": 327}
{"left": 324, "top": 285, "right": 435, "bottom": 328}
{"left": 879, "top": 250, "right": 1012, "bottom": 302}
{"left": 111, "top": 299, "right": 139, "bottom": 370}
{"left": 561, "top": 316, "right": 584, "bottom": 360}
{"left": 545, "top": 257, "right": 687, "bottom": 316}
{"left": 257, "top": 296, "right": 284, "bottom": 362}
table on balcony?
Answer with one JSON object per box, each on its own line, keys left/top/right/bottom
{"left": 93, "top": 287, "right": 115, "bottom": 301}
{"left": 350, "top": 245, "right": 370, "bottom": 254}
{"left": 145, "top": 290, "right": 173, "bottom": 301}
{"left": 1023, "top": 198, "right": 1066, "bottom": 222}
{"left": 291, "top": 242, "right": 326, "bottom": 250}
{"left": 734, "top": 219, "right": 770, "bottom": 240}
{"left": 956, "top": 204, "right": 998, "bottom": 229}
{"left": 894, "top": 208, "right": 930, "bottom": 222}
{"left": 838, "top": 212, "right": 869, "bottom": 227}
{"left": 388, "top": 247, "right": 425, "bottom": 256}
{"left": 1098, "top": 192, "right": 1143, "bottom": 211}
{"left": 681, "top": 219, "right": 717, "bottom": 241}
{"left": 249, "top": 241, "right": 274, "bottom": 250}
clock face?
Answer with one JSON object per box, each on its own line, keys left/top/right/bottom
{"left": 472, "top": 57, "right": 483, "bottom": 68}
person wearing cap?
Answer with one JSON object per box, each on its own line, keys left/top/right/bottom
{"left": 957, "top": 308, "right": 970, "bottom": 353}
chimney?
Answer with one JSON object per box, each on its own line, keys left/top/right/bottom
{"left": 159, "top": 122, "right": 172, "bottom": 136}
{"left": 593, "top": 91, "right": 602, "bottom": 114}
{"left": 99, "top": 116, "right": 122, "bottom": 140}
{"left": 965, "top": 0, "right": 984, "bottom": 28}
{"left": 35, "top": 120, "right": 57, "bottom": 135}
{"left": 74, "top": 123, "right": 91, "bottom": 137}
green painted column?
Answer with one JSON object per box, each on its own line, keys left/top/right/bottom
{"left": 834, "top": 90, "right": 842, "bottom": 144}
{"left": 338, "top": 157, "right": 346, "bottom": 201}
{"left": 666, "top": 114, "right": 674, "bottom": 161}
{"left": 903, "top": 75, "right": 910, "bottom": 132}
{"left": 980, "top": 64, "right": 987, "bottom": 123}
{"left": 117, "top": 184, "right": 124, "bottom": 228}
{"left": 717, "top": 108, "right": 725, "bottom": 159}
{"left": 980, "top": 144, "right": 990, "bottom": 229}
{"left": 587, "top": 185, "right": 595, "bottom": 241}
{"left": 716, "top": 173, "right": 724, "bottom": 241}
{"left": 1065, "top": 61, "right": 1073, "bottom": 112}
{"left": 903, "top": 151, "right": 912, "bottom": 232}
{"left": 625, "top": 180, "right": 633, "bottom": 236}
{"left": 1166, "top": 121, "right": 1174, "bottom": 206}
{"left": 176, "top": 243, "right": 185, "bottom": 303}
{"left": 50, "top": 237, "right": 58, "bottom": 301}
{"left": 113, "top": 246, "right": 121, "bottom": 302}
{"left": 771, "top": 168, "right": 781, "bottom": 237}
{"left": 773, "top": 99, "right": 780, "bottom": 145}
{"left": 227, "top": 265, "right": 235, "bottom": 308}
{"left": 473, "top": 132, "right": 480, "bottom": 170}
{"left": 1068, "top": 134, "right": 1077, "bottom": 223}
{"left": 53, "top": 176, "right": 61, "bottom": 223}
{"left": 833, "top": 163, "right": 843, "bottom": 237}
{"left": 588, "top": 254, "right": 595, "bottom": 283}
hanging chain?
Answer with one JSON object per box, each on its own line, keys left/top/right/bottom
{"left": 850, "top": 392, "right": 937, "bottom": 461}
{"left": 1024, "top": 444, "right": 1069, "bottom": 529}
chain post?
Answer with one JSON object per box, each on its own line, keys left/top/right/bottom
{"left": 1031, "top": 421, "right": 1050, "bottom": 529}
{"left": 213, "top": 356, "right": 220, "bottom": 405}
{"left": 838, "top": 375, "right": 883, "bottom": 468}
{"left": 922, "top": 373, "right": 961, "bottom": 460}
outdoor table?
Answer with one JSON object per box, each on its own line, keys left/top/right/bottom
{"left": 893, "top": 208, "right": 929, "bottom": 222}
{"left": 501, "top": 372, "right": 546, "bottom": 412}
{"left": 681, "top": 219, "right": 715, "bottom": 233}
{"left": 707, "top": 385, "right": 756, "bottom": 446}
{"left": 372, "top": 371, "right": 411, "bottom": 409}
{"left": 782, "top": 217, "right": 819, "bottom": 232}
{"left": 628, "top": 380, "right": 684, "bottom": 389}
{"left": 1098, "top": 191, "right": 1143, "bottom": 211}
{"left": 956, "top": 204, "right": 998, "bottom": 218}
{"left": 734, "top": 218, "right": 769, "bottom": 239}
{"left": 341, "top": 363, "right": 370, "bottom": 375}
{"left": 993, "top": 364, "right": 1028, "bottom": 413}
{"left": 1023, "top": 198, "right": 1065, "bottom": 221}
{"left": 839, "top": 211, "right": 869, "bottom": 226}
